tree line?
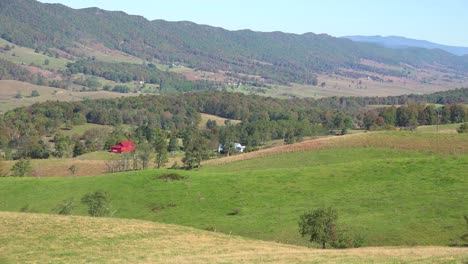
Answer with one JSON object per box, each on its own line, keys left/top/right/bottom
{"left": 0, "top": 91, "right": 466, "bottom": 167}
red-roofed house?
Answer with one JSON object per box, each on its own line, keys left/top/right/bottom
{"left": 109, "top": 141, "right": 135, "bottom": 153}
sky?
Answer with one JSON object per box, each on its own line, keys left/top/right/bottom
{"left": 37, "top": 0, "right": 468, "bottom": 47}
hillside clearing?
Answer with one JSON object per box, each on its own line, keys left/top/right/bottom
{"left": 0, "top": 80, "right": 138, "bottom": 113}
{"left": 0, "top": 212, "right": 466, "bottom": 264}
{"left": 0, "top": 38, "right": 71, "bottom": 70}
{"left": 199, "top": 113, "right": 241, "bottom": 129}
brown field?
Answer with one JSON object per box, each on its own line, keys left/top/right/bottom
{"left": 0, "top": 212, "right": 466, "bottom": 263}
{"left": 3, "top": 158, "right": 108, "bottom": 177}
{"left": 3, "top": 153, "right": 184, "bottom": 178}
{"left": 70, "top": 42, "right": 144, "bottom": 64}
{"left": 199, "top": 113, "right": 241, "bottom": 129}
{"left": 266, "top": 72, "right": 468, "bottom": 99}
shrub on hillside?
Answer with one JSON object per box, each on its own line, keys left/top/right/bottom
{"left": 30, "top": 90, "right": 40, "bottom": 97}
{"left": 81, "top": 191, "right": 112, "bottom": 217}
{"left": 52, "top": 198, "right": 75, "bottom": 215}
{"left": 227, "top": 208, "right": 241, "bottom": 216}
{"left": 11, "top": 159, "right": 32, "bottom": 177}
{"left": 0, "top": 155, "right": 5, "bottom": 177}
{"left": 158, "top": 173, "right": 186, "bottom": 181}
{"left": 457, "top": 123, "right": 468, "bottom": 133}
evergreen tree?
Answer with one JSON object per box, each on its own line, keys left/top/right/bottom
{"left": 183, "top": 132, "right": 210, "bottom": 169}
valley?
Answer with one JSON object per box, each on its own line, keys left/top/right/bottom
{"left": 0, "top": 0, "right": 468, "bottom": 263}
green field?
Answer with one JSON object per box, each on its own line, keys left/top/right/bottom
{"left": 417, "top": 123, "right": 463, "bottom": 133}
{"left": 0, "top": 80, "right": 139, "bottom": 113}
{"left": 0, "top": 38, "right": 70, "bottom": 70}
{"left": 1, "top": 212, "right": 466, "bottom": 264}
{"left": 1, "top": 132, "right": 467, "bottom": 248}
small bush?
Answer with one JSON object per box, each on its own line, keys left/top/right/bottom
{"left": 227, "top": 208, "right": 241, "bottom": 216}
{"left": 158, "top": 173, "right": 186, "bottom": 181}
{"left": 31, "top": 90, "right": 40, "bottom": 97}
{"left": 11, "top": 159, "right": 32, "bottom": 177}
{"left": 68, "top": 165, "right": 77, "bottom": 176}
{"left": 151, "top": 203, "right": 177, "bottom": 211}
{"left": 330, "top": 226, "right": 366, "bottom": 248}
{"left": 19, "top": 204, "right": 30, "bottom": 212}
{"left": 52, "top": 198, "right": 75, "bottom": 215}
{"left": 457, "top": 123, "right": 468, "bottom": 133}
{"left": 170, "top": 161, "right": 180, "bottom": 169}
{"left": 81, "top": 191, "right": 111, "bottom": 217}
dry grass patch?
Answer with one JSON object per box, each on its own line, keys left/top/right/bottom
{"left": 1, "top": 212, "right": 466, "bottom": 263}
{"left": 199, "top": 113, "right": 241, "bottom": 129}
{"left": 3, "top": 159, "right": 108, "bottom": 177}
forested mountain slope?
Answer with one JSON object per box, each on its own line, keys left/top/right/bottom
{"left": 344, "top": 35, "right": 468, "bottom": 56}
{"left": 1, "top": 0, "right": 468, "bottom": 87}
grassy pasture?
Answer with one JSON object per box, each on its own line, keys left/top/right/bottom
{"left": 0, "top": 80, "right": 138, "bottom": 113}
{"left": 417, "top": 123, "right": 463, "bottom": 134}
{"left": 205, "top": 131, "right": 467, "bottom": 166}
{"left": 1, "top": 143, "right": 466, "bottom": 247}
{"left": 0, "top": 38, "right": 70, "bottom": 70}
{"left": 1, "top": 212, "right": 466, "bottom": 264}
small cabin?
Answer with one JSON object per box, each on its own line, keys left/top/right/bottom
{"left": 109, "top": 141, "right": 135, "bottom": 153}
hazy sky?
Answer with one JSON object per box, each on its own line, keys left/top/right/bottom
{"left": 38, "top": 0, "right": 468, "bottom": 47}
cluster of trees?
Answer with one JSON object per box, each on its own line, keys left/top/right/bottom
{"left": 357, "top": 88, "right": 467, "bottom": 106}
{"left": 66, "top": 60, "right": 219, "bottom": 93}
{"left": 0, "top": 91, "right": 466, "bottom": 170}
{"left": 362, "top": 103, "right": 467, "bottom": 130}
{"left": 0, "top": 58, "right": 34, "bottom": 82}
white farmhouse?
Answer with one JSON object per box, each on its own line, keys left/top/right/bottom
{"left": 218, "top": 143, "right": 246, "bottom": 153}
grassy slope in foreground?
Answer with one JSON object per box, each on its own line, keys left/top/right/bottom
{"left": 0, "top": 212, "right": 466, "bottom": 264}
{"left": 1, "top": 132, "right": 467, "bottom": 247}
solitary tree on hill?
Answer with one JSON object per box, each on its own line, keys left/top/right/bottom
{"left": 299, "top": 207, "right": 338, "bottom": 249}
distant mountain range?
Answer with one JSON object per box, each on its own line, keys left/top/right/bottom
{"left": 1, "top": 0, "right": 468, "bottom": 95}
{"left": 343, "top": 35, "right": 468, "bottom": 56}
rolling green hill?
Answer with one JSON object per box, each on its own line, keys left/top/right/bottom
{"left": 1, "top": 0, "right": 468, "bottom": 90}
{"left": 1, "top": 212, "right": 467, "bottom": 263}
{"left": 1, "top": 132, "right": 467, "bottom": 248}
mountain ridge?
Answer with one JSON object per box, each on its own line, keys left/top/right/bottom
{"left": 1, "top": 0, "right": 468, "bottom": 94}
{"left": 343, "top": 35, "right": 468, "bottom": 56}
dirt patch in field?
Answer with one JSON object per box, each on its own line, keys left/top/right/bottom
{"left": 23, "top": 65, "right": 56, "bottom": 78}
{"left": 88, "top": 43, "right": 133, "bottom": 58}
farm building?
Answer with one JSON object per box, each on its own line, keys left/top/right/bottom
{"left": 217, "top": 143, "right": 246, "bottom": 153}
{"left": 109, "top": 141, "right": 136, "bottom": 153}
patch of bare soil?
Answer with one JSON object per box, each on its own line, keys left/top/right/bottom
{"left": 23, "top": 65, "right": 56, "bottom": 78}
